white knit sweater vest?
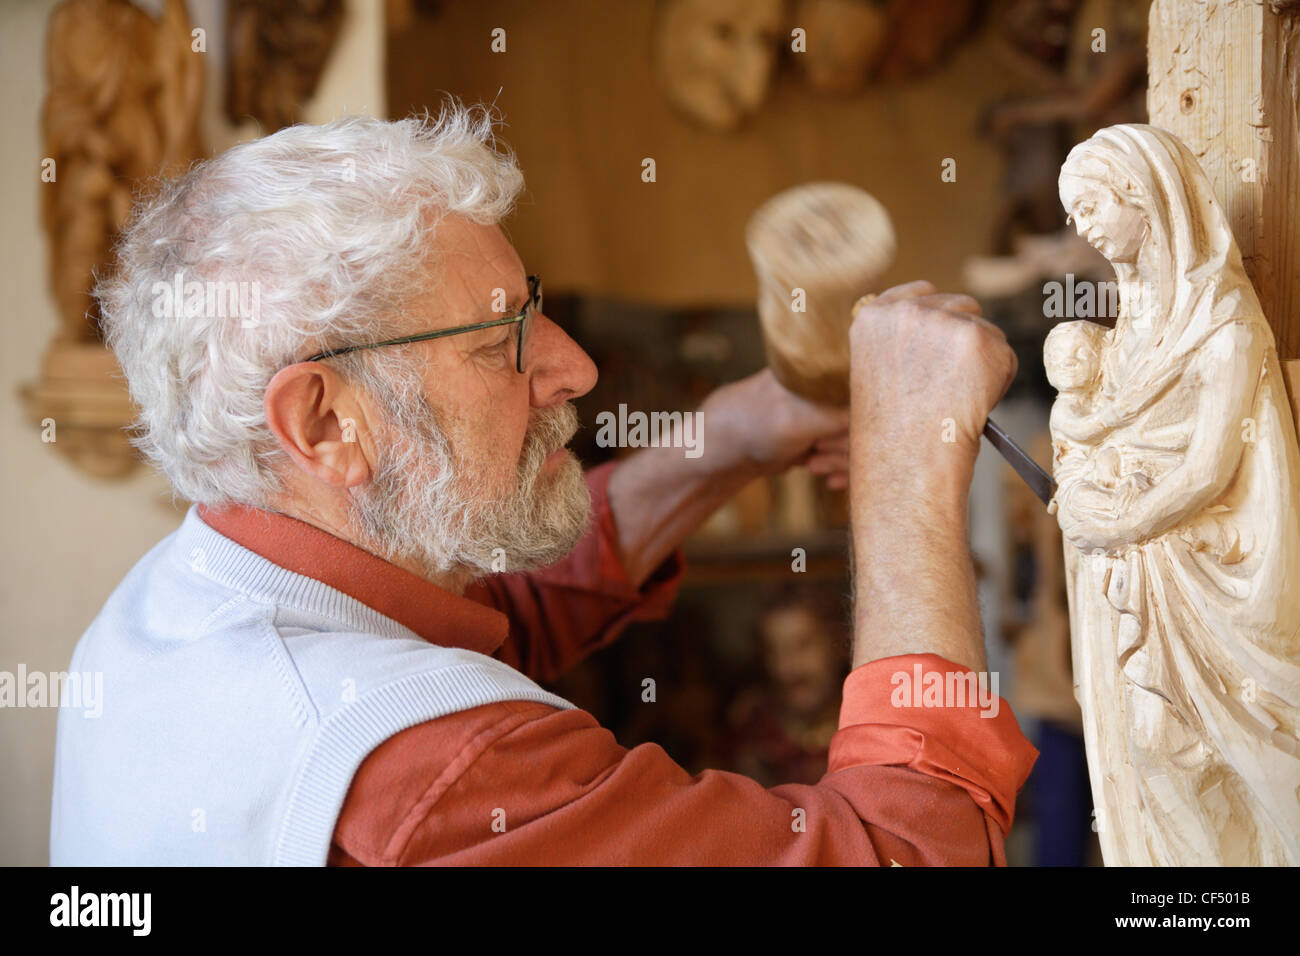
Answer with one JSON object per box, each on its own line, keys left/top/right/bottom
{"left": 50, "top": 507, "right": 575, "bottom": 866}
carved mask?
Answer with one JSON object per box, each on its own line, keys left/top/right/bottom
{"left": 653, "top": 0, "right": 785, "bottom": 130}
{"left": 792, "top": 0, "right": 888, "bottom": 95}
{"left": 760, "top": 606, "right": 838, "bottom": 714}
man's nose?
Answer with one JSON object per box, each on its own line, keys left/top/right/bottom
{"left": 528, "top": 314, "right": 598, "bottom": 406}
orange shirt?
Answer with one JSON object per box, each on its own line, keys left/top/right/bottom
{"left": 199, "top": 462, "right": 1038, "bottom": 865}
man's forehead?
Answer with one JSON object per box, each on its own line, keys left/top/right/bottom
{"left": 430, "top": 214, "right": 527, "bottom": 310}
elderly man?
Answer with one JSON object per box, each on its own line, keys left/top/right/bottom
{"left": 51, "top": 104, "right": 1036, "bottom": 866}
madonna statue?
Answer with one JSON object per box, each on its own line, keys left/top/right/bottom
{"left": 1046, "top": 124, "right": 1300, "bottom": 865}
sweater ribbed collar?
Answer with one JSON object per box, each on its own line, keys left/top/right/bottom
{"left": 196, "top": 503, "right": 509, "bottom": 655}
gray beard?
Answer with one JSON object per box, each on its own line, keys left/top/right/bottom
{"left": 350, "top": 380, "right": 591, "bottom": 580}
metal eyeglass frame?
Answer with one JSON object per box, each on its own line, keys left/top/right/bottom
{"left": 300, "top": 275, "right": 541, "bottom": 373}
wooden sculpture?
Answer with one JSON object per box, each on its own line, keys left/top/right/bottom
{"left": 25, "top": 0, "right": 203, "bottom": 477}
{"left": 745, "top": 182, "right": 896, "bottom": 405}
{"left": 874, "top": 0, "right": 981, "bottom": 81}
{"left": 791, "top": 0, "right": 889, "bottom": 95}
{"left": 41, "top": 0, "right": 201, "bottom": 343}
{"left": 1046, "top": 123, "right": 1300, "bottom": 865}
{"left": 226, "top": 0, "right": 343, "bottom": 132}
{"left": 652, "top": 0, "right": 784, "bottom": 131}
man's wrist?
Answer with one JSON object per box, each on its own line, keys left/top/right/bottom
{"left": 681, "top": 411, "right": 768, "bottom": 485}
{"left": 853, "top": 446, "right": 973, "bottom": 519}
{"left": 697, "top": 399, "right": 765, "bottom": 478}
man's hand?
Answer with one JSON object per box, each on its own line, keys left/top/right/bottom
{"left": 605, "top": 370, "right": 847, "bottom": 588}
{"left": 848, "top": 280, "right": 1017, "bottom": 673}
{"left": 699, "top": 369, "right": 850, "bottom": 487}
{"left": 850, "top": 280, "right": 1017, "bottom": 487}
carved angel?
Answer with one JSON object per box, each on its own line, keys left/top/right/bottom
{"left": 1046, "top": 124, "right": 1300, "bottom": 865}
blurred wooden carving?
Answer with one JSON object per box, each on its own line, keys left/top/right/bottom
{"left": 875, "top": 0, "right": 981, "bottom": 80}
{"left": 26, "top": 0, "right": 203, "bottom": 478}
{"left": 226, "top": 0, "right": 343, "bottom": 131}
{"left": 659, "top": 0, "right": 982, "bottom": 122}
{"left": 982, "top": 0, "right": 1147, "bottom": 255}
{"left": 653, "top": 0, "right": 784, "bottom": 130}
{"left": 746, "top": 182, "right": 895, "bottom": 405}
{"left": 791, "top": 0, "right": 889, "bottom": 95}
{"left": 1047, "top": 124, "right": 1300, "bottom": 865}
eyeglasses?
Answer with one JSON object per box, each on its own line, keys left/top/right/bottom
{"left": 301, "top": 275, "right": 542, "bottom": 373}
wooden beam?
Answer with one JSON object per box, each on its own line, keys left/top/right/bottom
{"left": 1147, "top": 0, "right": 1300, "bottom": 359}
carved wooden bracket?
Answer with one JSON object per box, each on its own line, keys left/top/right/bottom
{"left": 20, "top": 341, "right": 137, "bottom": 479}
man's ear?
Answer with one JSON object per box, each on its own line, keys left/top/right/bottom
{"left": 264, "top": 363, "right": 374, "bottom": 488}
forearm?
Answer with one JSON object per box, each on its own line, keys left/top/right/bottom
{"left": 605, "top": 446, "right": 761, "bottom": 589}
{"left": 602, "top": 370, "right": 853, "bottom": 587}
{"left": 1093, "top": 463, "right": 1221, "bottom": 545}
{"left": 850, "top": 441, "right": 986, "bottom": 674}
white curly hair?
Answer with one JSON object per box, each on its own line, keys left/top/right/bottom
{"left": 97, "top": 102, "right": 525, "bottom": 506}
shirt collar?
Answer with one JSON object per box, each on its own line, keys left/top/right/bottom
{"left": 196, "top": 503, "right": 509, "bottom": 656}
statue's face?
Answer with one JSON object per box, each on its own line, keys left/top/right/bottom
{"left": 1044, "top": 330, "right": 1099, "bottom": 392}
{"left": 654, "top": 0, "right": 784, "bottom": 130}
{"left": 1060, "top": 177, "right": 1148, "bottom": 263}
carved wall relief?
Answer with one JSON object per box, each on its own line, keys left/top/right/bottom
{"left": 25, "top": 0, "right": 203, "bottom": 478}
{"left": 790, "top": 0, "right": 889, "bottom": 95}
{"left": 226, "top": 0, "right": 343, "bottom": 132}
{"left": 652, "top": 0, "right": 785, "bottom": 131}
{"left": 1047, "top": 123, "right": 1300, "bottom": 864}
{"left": 651, "top": 0, "right": 983, "bottom": 130}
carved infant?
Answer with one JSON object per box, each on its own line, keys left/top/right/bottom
{"left": 1044, "top": 320, "right": 1152, "bottom": 519}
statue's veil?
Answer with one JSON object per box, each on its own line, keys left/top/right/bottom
{"left": 1060, "top": 123, "right": 1261, "bottom": 404}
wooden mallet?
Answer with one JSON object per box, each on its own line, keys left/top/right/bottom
{"left": 745, "top": 181, "right": 1055, "bottom": 503}
{"left": 746, "top": 182, "right": 896, "bottom": 406}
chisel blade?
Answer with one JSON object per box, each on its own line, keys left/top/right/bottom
{"left": 983, "top": 418, "right": 1056, "bottom": 506}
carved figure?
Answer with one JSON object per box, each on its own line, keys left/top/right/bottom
{"left": 791, "top": 0, "right": 889, "bottom": 95}
{"left": 652, "top": 0, "right": 784, "bottom": 131}
{"left": 42, "top": 0, "right": 202, "bottom": 340}
{"left": 29, "top": 0, "right": 202, "bottom": 478}
{"left": 1047, "top": 124, "right": 1300, "bottom": 865}
{"left": 874, "top": 0, "right": 980, "bottom": 81}
{"left": 226, "top": 0, "right": 343, "bottom": 132}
